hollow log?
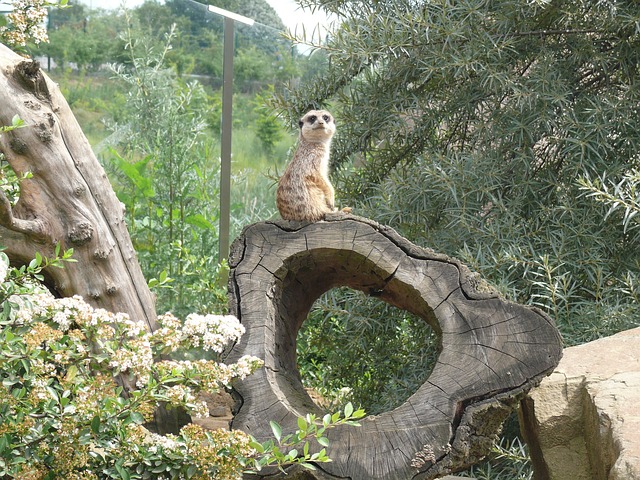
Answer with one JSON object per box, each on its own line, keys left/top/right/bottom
{"left": 0, "top": 43, "right": 156, "bottom": 330}
{"left": 226, "top": 213, "right": 563, "bottom": 479}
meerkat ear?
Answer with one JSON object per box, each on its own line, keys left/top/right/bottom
{"left": 298, "top": 120, "right": 304, "bottom": 128}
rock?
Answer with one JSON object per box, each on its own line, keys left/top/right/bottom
{"left": 192, "top": 416, "right": 232, "bottom": 431}
{"left": 190, "top": 390, "right": 235, "bottom": 431}
{"left": 521, "top": 327, "right": 640, "bottom": 480}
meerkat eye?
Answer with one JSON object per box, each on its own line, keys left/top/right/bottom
{"left": 322, "top": 114, "right": 331, "bottom": 122}
{"left": 308, "top": 115, "right": 317, "bottom": 123}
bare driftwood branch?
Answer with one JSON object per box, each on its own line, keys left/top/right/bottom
{"left": 0, "top": 44, "right": 157, "bottom": 330}
{"left": 226, "top": 213, "right": 563, "bottom": 479}
{"left": 0, "top": 187, "right": 47, "bottom": 239}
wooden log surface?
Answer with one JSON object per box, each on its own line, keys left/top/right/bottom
{"left": 226, "top": 213, "right": 563, "bottom": 479}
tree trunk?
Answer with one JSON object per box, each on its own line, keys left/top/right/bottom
{"left": 227, "top": 213, "right": 563, "bottom": 480}
{"left": 0, "top": 44, "right": 156, "bottom": 329}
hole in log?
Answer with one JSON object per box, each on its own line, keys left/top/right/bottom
{"left": 298, "top": 287, "right": 440, "bottom": 415}
{"left": 271, "top": 248, "right": 444, "bottom": 412}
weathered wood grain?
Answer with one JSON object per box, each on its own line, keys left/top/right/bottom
{"left": 227, "top": 213, "right": 562, "bottom": 479}
{"left": 0, "top": 44, "right": 156, "bottom": 330}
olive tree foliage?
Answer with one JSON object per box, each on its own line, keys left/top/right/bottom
{"left": 273, "top": 0, "right": 640, "bottom": 346}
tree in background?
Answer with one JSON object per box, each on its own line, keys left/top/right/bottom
{"left": 33, "top": 0, "right": 301, "bottom": 86}
{"left": 34, "top": 2, "right": 122, "bottom": 70}
{"left": 274, "top": 0, "right": 640, "bottom": 347}
{"left": 107, "top": 17, "right": 226, "bottom": 318}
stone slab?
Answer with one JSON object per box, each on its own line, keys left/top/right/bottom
{"left": 522, "top": 327, "right": 640, "bottom": 480}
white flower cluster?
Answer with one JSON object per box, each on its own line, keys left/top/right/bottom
{"left": 126, "top": 424, "right": 180, "bottom": 453}
{"left": 162, "top": 385, "right": 209, "bottom": 419}
{"left": 13, "top": 291, "right": 55, "bottom": 324}
{"left": 230, "top": 355, "right": 263, "bottom": 381}
{"left": 182, "top": 313, "right": 245, "bottom": 352}
{"left": 29, "top": 377, "right": 52, "bottom": 402}
{"left": 0, "top": 0, "right": 49, "bottom": 46}
{"left": 165, "top": 385, "right": 195, "bottom": 405}
{"left": 154, "top": 312, "right": 183, "bottom": 352}
{"left": 210, "top": 355, "right": 264, "bottom": 386}
{"left": 108, "top": 337, "right": 153, "bottom": 385}
{"left": 31, "top": 358, "right": 56, "bottom": 376}
{"left": 191, "top": 400, "right": 210, "bottom": 419}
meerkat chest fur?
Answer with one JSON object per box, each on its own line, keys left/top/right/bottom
{"left": 291, "top": 137, "right": 330, "bottom": 178}
{"left": 277, "top": 110, "right": 337, "bottom": 222}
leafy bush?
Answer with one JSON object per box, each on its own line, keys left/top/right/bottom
{"left": 273, "top": 0, "right": 640, "bottom": 345}
{"left": 0, "top": 248, "right": 365, "bottom": 479}
{"left": 0, "top": 248, "right": 260, "bottom": 479}
{"left": 298, "top": 288, "right": 439, "bottom": 415}
{"left": 104, "top": 19, "right": 226, "bottom": 317}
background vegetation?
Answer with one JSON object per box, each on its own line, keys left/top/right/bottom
{"left": 7, "top": 0, "right": 640, "bottom": 477}
{"left": 30, "top": 0, "right": 315, "bottom": 319}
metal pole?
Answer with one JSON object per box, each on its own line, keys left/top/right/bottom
{"left": 219, "top": 16, "right": 234, "bottom": 264}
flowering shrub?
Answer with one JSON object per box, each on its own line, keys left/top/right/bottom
{"left": 0, "top": 0, "right": 65, "bottom": 47}
{"left": 0, "top": 249, "right": 365, "bottom": 479}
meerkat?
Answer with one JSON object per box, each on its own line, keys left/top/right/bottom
{"left": 276, "top": 109, "right": 339, "bottom": 222}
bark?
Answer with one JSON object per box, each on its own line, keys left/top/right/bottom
{"left": 0, "top": 43, "right": 156, "bottom": 329}
{"left": 226, "top": 213, "right": 563, "bottom": 480}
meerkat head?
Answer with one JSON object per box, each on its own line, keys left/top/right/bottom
{"left": 298, "top": 110, "right": 336, "bottom": 143}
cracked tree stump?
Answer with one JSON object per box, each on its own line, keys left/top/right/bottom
{"left": 226, "top": 214, "right": 563, "bottom": 480}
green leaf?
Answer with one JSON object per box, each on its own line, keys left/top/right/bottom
{"left": 130, "top": 411, "right": 145, "bottom": 424}
{"left": 184, "top": 214, "right": 215, "bottom": 230}
{"left": 322, "top": 413, "right": 331, "bottom": 427}
{"left": 115, "top": 462, "right": 131, "bottom": 480}
{"left": 186, "top": 464, "right": 198, "bottom": 478}
{"left": 90, "top": 415, "right": 101, "bottom": 434}
{"left": 344, "top": 402, "right": 354, "bottom": 418}
{"left": 353, "top": 408, "right": 366, "bottom": 419}
{"left": 65, "top": 365, "right": 78, "bottom": 383}
{"left": 11, "top": 115, "right": 25, "bottom": 128}
{"left": 20, "top": 359, "right": 30, "bottom": 375}
{"left": 270, "top": 421, "right": 282, "bottom": 442}
{"left": 317, "top": 436, "right": 329, "bottom": 447}
{"left": 249, "top": 440, "right": 265, "bottom": 454}
{"left": 112, "top": 152, "right": 155, "bottom": 198}
{"left": 297, "top": 416, "right": 308, "bottom": 432}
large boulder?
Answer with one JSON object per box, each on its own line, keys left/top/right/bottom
{"left": 521, "top": 327, "right": 640, "bottom": 480}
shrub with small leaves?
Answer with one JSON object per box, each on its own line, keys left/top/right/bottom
{"left": 0, "top": 248, "right": 362, "bottom": 479}
{"left": 246, "top": 402, "right": 366, "bottom": 474}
